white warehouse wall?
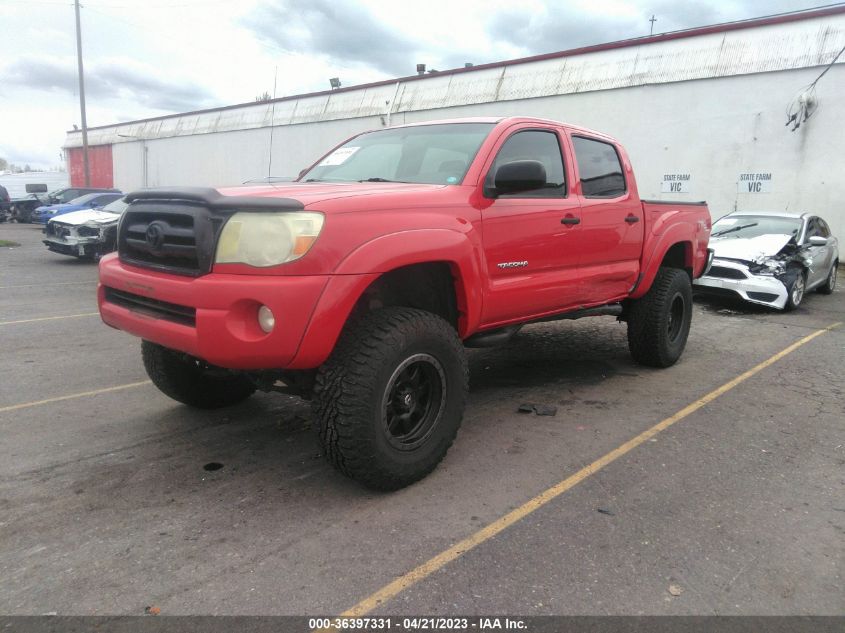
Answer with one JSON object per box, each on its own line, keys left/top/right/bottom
{"left": 113, "top": 64, "right": 845, "bottom": 239}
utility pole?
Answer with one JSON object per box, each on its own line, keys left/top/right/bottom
{"left": 649, "top": 14, "right": 657, "bottom": 36}
{"left": 74, "top": 0, "right": 91, "bottom": 186}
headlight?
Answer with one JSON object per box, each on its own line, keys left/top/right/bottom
{"left": 749, "top": 257, "right": 785, "bottom": 276}
{"left": 77, "top": 224, "right": 100, "bottom": 238}
{"left": 215, "top": 212, "right": 324, "bottom": 267}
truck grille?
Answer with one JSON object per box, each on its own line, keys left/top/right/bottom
{"left": 118, "top": 202, "right": 225, "bottom": 276}
{"left": 104, "top": 287, "right": 196, "bottom": 326}
{"left": 116, "top": 188, "right": 305, "bottom": 277}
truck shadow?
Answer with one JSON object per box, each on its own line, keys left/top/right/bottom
{"left": 466, "top": 317, "right": 637, "bottom": 394}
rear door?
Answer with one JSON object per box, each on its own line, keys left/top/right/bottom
{"left": 479, "top": 125, "right": 583, "bottom": 326}
{"left": 569, "top": 134, "right": 644, "bottom": 302}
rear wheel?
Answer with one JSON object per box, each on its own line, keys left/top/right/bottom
{"left": 141, "top": 341, "right": 255, "bottom": 409}
{"left": 313, "top": 307, "right": 467, "bottom": 491}
{"left": 626, "top": 267, "right": 693, "bottom": 368}
{"left": 783, "top": 266, "right": 806, "bottom": 311}
{"left": 817, "top": 261, "right": 837, "bottom": 295}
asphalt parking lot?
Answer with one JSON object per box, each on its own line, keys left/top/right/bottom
{"left": 1, "top": 221, "right": 843, "bottom": 616}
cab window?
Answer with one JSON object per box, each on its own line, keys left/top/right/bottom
{"left": 572, "top": 136, "right": 626, "bottom": 198}
{"left": 485, "top": 130, "right": 565, "bottom": 198}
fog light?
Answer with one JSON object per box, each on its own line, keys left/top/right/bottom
{"left": 257, "top": 305, "right": 275, "bottom": 333}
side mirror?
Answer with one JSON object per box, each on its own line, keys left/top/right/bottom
{"left": 808, "top": 236, "right": 828, "bottom": 246}
{"left": 492, "top": 160, "right": 546, "bottom": 196}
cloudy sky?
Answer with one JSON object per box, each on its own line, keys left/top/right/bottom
{"left": 0, "top": 0, "right": 828, "bottom": 169}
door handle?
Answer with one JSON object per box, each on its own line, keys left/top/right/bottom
{"left": 624, "top": 215, "right": 640, "bottom": 223}
{"left": 561, "top": 217, "right": 580, "bottom": 225}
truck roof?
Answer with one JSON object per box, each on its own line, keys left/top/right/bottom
{"left": 389, "top": 117, "right": 620, "bottom": 144}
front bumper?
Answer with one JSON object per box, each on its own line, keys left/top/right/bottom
{"left": 98, "top": 254, "right": 330, "bottom": 370}
{"left": 693, "top": 258, "right": 788, "bottom": 309}
{"left": 43, "top": 236, "right": 97, "bottom": 258}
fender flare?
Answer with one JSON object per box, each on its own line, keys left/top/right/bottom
{"left": 287, "top": 229, "right": 483, "bottom": 369}
{"left": 631, "top": 224, "right": 697, "bottom": 300}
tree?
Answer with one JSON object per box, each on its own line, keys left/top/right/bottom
{"left": 0, "top": 157, "right": 8, "bottom": 171}
{"left": 255, "top": 91, "right": 272, "bottom": 102}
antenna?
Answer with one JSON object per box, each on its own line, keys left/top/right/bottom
{"left": 267, "top": 65, "right": 278, "bottom": 180}
{"left": 649, "top": 14, "right": 657, "bottom": 35}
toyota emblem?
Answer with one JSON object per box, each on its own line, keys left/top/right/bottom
{"left": 145, "top": 222, "right": 166, "bottom": 251}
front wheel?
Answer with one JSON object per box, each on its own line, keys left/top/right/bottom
{"left": 783, "top": 266, "right": 806, "bottom": 311}
{"left": 313, "top": 307, "right": 468, "bottom": 491}
{"left": 626, "top": 267, "right": 693, "bottom": 368}
{"left": 141, "top": 341, "right": 255, "bottom": 409}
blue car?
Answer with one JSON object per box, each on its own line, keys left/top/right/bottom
{"left": 33, "top": 192, "right": 123, "bottom": 224}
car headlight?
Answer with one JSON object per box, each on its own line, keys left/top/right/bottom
{"left": 749, "top": 256, "right": 785, "bottom": 276}
{"left": 215, "top": 212, "right": 324, "bottom": 267}
{"left": 77, "top": 224, "right": 100, "bottom": 238}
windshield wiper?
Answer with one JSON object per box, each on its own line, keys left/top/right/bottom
{"left": 712, "top": 222, "right": 758, "bottom": 237}
{"left": 304, "top": 178, "right": 323, "bottom": 182}
{"left": 358, "top": 177, "right": 407, "bottom": 183}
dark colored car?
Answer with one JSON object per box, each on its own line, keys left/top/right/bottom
{"left": 0, "top": 185, "right": 10, "bottom": 221}
{"left": 10, "top": 186, "right": 120, "bottom": 223}
{"left": 33, "top": 192, "right": 124, "bottom": 224}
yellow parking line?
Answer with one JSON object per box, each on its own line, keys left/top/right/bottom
{"left": 0, "top": 381, "right": 152, "bottom": 413}
{"left": 0, "top": 312, "right": 99, "bottom": 326}
{"left": 340, "top": 321, "right": 842, "bottom": 617}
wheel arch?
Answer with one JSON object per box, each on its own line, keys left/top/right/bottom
{"left": 288, "top": 230, "right": 483, "bottom": 369}
{"left": 630, "top": 236, "right": 694, "bottom": 300}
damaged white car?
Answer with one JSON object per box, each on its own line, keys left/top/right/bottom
{"left": 43, "top": 197, "right": 127, "bottom": 260}
{"left": 694, "top": 211, "right": 838, "bottom": 310}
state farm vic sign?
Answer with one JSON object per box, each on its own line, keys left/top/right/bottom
{"left": 738, "top": 172, "right": 773, "bottom": 193}
{"left": 661, "top": 173, "right": 692, "bottom": 193}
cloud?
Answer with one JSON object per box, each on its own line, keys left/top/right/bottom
{"left": 0, "top": 56, "right": 216, "bottom": 112}
{"left": 241, "top": 0, "right": 419, "bottom": 76}
{"left": 485, "top": 0, "right": 829, "bottom": 56}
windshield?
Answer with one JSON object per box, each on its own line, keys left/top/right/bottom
{"left": 51, "top": 189, "right": 77, "bottom": 203}
{"left": 67, "top": 193, "right": 101, "bottom": 205}
{"left": 101, "top": 197, "right": 129, "bottom": 214}
{"left": 711, "top": 215, "right": 802, "bottom": 240}
{"left": 300, "top": 123, "right": 495, "bottom": 185}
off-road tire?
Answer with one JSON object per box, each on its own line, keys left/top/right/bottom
{"left": 141, "top": 341, "right": 255, "bottom": 409}
{"left": 817, "top": 261, "right": 837, "bottom": 295}
{"left": 312, "top": 307, "right": 468, "bottom": 491}
{"left": 783, "top": 265, "right": 806, "bottom": 311}
{"left": 627, "top": 267, "right": 693, "bottom": 368}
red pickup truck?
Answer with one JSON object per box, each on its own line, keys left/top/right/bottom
{"left": 98, "top": 117, "right": 712, "bottom": 489}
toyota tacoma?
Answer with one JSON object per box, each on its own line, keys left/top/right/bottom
{"left": 98, "top": 117, "right": 712, "bottom": 490}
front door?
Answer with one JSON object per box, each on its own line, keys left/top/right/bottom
{"left": 479, "top": 127, "right": 583, "bottom": 326}
{"left": 803, "top": 216, "right": 834, "bottom": 287}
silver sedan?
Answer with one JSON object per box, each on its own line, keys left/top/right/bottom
{"left": 694, "top": 211, "right": 838, "bottom": 310}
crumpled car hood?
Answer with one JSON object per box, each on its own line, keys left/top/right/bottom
{"left": 711, "top": 234, "right": 793, "bottom": 261}
{"left": 49, "top": 209, "right": 121, "bottom": 226}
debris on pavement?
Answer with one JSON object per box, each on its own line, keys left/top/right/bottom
{"left": 668, "top": 584, "right": 684, "bottom": 596}
{"left": 144, "top": 606, "right": 161, "bottom": 615}
{"left": 517, "top": 403, "right": 558, "bottom": 416}
{"left": 597, "top": 508, "right": 615, "bottom": 516}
